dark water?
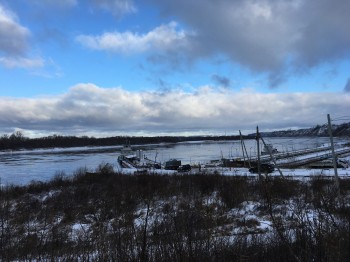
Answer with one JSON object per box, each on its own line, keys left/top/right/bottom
{"left": 0, "top": 137, "right": 345, "bottom": 185}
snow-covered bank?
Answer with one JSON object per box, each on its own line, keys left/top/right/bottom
{"left": 1, "top": 171, "right": 350, "bottom": 261}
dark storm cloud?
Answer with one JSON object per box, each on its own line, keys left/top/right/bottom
{"left": 344, "top": 79, "right": 350, "bottom": 93}
{"left": 150, "top": 0, "right": 350, "bottom": 87}
{"left": 211, "top": 74, "right": 231, "bottom": 88}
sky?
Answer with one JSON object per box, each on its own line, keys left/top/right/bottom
{"left": 0, "top": 0, "right": 349, "bottom": 137}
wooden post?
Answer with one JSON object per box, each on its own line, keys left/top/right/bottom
{"left": 256, "top": 126, "right": 261, "bottom": 178}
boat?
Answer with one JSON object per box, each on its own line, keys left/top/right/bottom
{"left": 120, "top": 141, "right": 133, "bottom": 155}
{"left": 164, "top": 159, "right": 181, "bottom": 170}
{"left": 118, "top": 143, "right": 161, "bottom": 170}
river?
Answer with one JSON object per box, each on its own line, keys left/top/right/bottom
{"left": 0, "top": 137, "right": 347, "bottom": 185}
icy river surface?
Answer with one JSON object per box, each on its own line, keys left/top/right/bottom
{"left": 0, "top": 137, "right": 348, "bottom": 185}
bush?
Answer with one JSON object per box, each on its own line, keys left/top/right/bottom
{"left": 1, "top": 168, "right": 350, "bottom": 261}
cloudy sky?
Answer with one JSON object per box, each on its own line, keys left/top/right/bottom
{"left": 0, "top": 0, "right": 349, "bottom": 137}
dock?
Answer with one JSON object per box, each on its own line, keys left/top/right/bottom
{"left": 260, "top": 146, "right": 350, "bottom": 169}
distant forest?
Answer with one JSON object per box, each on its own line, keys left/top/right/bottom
{"left": 1, "top": 122, "right": 349, "bottom": 150}
{"left": 0, "top": 131, "right": 243, "bottom": 150}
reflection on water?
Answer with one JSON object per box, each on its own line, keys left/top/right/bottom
{"left": 0, "top": 137, "right": 345, "bottom": 185}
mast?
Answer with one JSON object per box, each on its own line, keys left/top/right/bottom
{"left": 239, "top": 130, "right": 251, "bottom": 168}
{"left": 327, "top": 114, "right": 340, "bottom": 196}
{"left": 239, "top": 130, "right": 247, "bottom": 167}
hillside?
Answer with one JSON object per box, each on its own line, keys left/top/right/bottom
{"left": 252, "top": 122, "right": 350, "bottom": 137}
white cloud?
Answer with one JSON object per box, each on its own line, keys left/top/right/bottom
{"left": 0, "top": 4, "right": 30, "bottom": 55}
{"left": 92, "top": 0, "right": 136, "bottom": 18}
{"left": 76, "top": 22, "right": 191, "bottom": 55}
{"left": 0, "top": 3, "right": 50, "bottom": 71}
{"left": 0, "top": 56, "right": 44, "bottom": 69}
{"left": 31, "top": 0, "right": 78, "bottom": 8}
{"left": 0, "top": 83, "right": 348, "bottom": 136}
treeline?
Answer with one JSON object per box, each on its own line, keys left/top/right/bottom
{"left": 0, "top": 131, "right": 242, "bottom": 150}
{"left": 1, "top": 167, "right": 350, "bottom": 261}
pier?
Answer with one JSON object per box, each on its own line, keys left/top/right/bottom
{"left": 259, "top": 146, "right": 350, "bottom": 169}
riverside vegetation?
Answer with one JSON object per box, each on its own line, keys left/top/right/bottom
{"left": 1, "top": 164, "right": 350, "bottom": 261}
